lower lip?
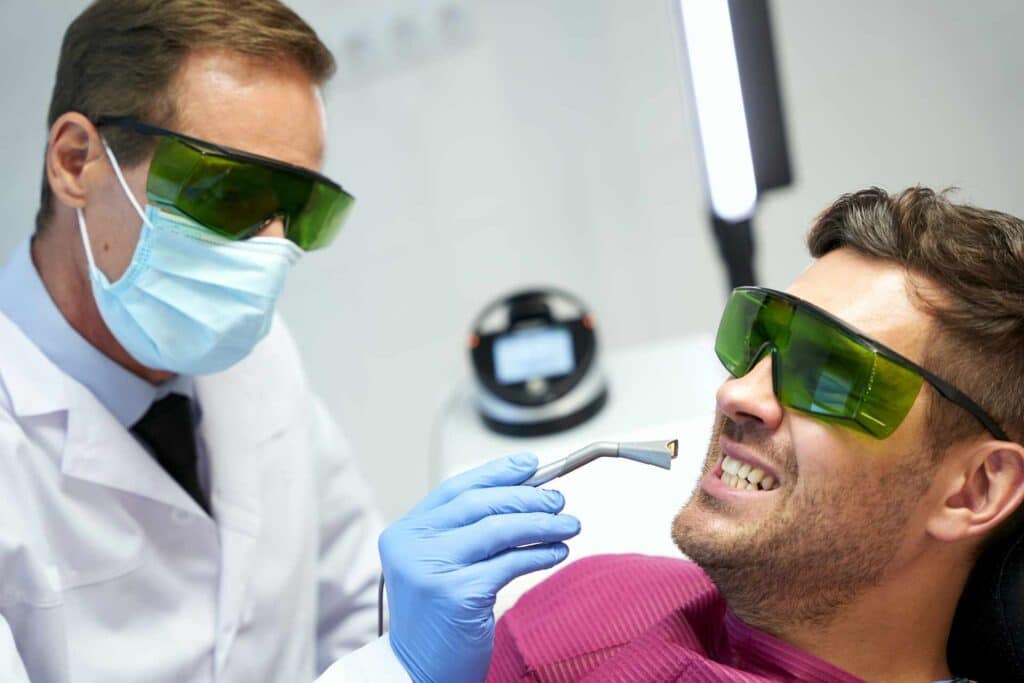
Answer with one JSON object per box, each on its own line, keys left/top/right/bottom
{"left": 700, "top": 465, "right": 779, "bottom": 501}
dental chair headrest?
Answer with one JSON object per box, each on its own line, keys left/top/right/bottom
{"left": 947, "top": 522, "right": 1024, "bottom": 680}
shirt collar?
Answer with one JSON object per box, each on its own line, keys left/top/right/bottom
{"left": 721, "top": 608, "right": 866, "bottom": 682}
{"left": 0, "top": 238, "right": 194, "bottom": 427}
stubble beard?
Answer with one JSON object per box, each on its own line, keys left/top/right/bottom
{"left": 671, "top": 415, "right": 932, "bottom": 635}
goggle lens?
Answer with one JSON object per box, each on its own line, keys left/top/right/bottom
{"left": 715, "top": 288, "right": 923, "bottom": 439}
{"left": 147, "top": 136, "right": 354, "bottom": 250}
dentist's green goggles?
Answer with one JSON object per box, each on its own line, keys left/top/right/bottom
{"left": 96, "top": 116, "right": 354, "bottom": 251}
{"left": 715, "top": 286, "right": 1008, "bottom": 441}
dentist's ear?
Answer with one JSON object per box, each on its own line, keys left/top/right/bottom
{"left": 46, "top": 112, "right": 105, "bottom": 210}
{"left": 928, "top": 439, "right": 1024, "bottom": 545}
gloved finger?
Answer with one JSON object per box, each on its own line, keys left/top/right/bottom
{"left": 425, "top": 486, "right": 565, "bottom": 528}
{"left": 448, "top": 512, "right": 581, "bottom": 564}
{"left": 407, "top": 453, "right": 539, "bottom": 516}
{"left": 462, "top": 542, "right": 571, "bottom": 595}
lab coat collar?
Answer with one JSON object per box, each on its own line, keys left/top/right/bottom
{"left": 0, "top": 238, "right": 168, "bottom": 427}
{"left": 0, "top": 239, "right": 202, "bottom": 513}
{"left": 0, "top": 298, "right": 198, "bottom": 511}
{"left": 56, "top": 328, "right": 295, "bottom": 522}
{"left": 0, "top": 308, "right": 68, "bottom": 417}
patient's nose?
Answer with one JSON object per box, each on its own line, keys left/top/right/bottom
{"left": 716, "top": 355, "right": 783, "bottom": 432}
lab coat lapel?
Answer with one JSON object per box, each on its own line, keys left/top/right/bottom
{"left": 196, "top": 360, "right": 291, "bottom": 674}
{"left": 1, "top": 295, "right": 204, "bottom": 514}
{"left": 62, "top": 375, "right": 207, "bottom": 515}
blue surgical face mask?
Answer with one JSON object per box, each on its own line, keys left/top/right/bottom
{"left": 75, "top": 140, "right": 303, "bottom": 375}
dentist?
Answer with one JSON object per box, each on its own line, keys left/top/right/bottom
{"left": 0, "top": 1, "right": 578, "bottom": 681}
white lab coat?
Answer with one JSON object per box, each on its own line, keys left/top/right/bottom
{"left": 0, "top": 308, "right": 399, "bottom": 681}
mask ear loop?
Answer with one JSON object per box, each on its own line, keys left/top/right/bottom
{"left": 75, "top": 207, "right": 100, "bottom": 274}
{"left": 77, "top": 138, "right": 159, "bottom": 277}
{"left": 76, "top": 138, "right": 158, "bottom": 278}
{"left": 100, "top": 138, "right": 154, "bottom": 230}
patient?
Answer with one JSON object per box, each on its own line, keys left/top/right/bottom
{"left": 487, "top": 187, "right": 1024, "bottom": 683}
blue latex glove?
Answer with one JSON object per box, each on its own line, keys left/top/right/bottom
{"left": 379, "top": 453, "right": 580, "bottom": 683}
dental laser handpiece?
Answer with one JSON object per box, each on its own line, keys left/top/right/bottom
{"left": 522, "top": 439, "right": 679, "bottom": 487}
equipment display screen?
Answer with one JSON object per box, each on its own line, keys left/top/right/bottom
{"left": 493, "top": 326, "right": 575, "bottom": 385}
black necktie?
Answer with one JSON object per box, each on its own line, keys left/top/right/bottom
{"left": 131, "top": 393, "right": 209, "bottom": 514}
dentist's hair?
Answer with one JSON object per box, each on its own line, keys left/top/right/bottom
{"left": 36, "top": 0, "right": 335, "bottom": 232}
{"left": 807, "top": 186, "right": 1024, "bottom": 453}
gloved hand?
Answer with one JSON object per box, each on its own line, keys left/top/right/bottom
{"left": 379, "top": 453, "right": 580, "bottom": 683}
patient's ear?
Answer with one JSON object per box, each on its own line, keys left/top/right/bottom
{"left": 928, "top": 440, "right": 1024, "bottom": 544}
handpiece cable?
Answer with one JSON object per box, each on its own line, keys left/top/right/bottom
{"left": 377, "top": 573, "right": 386, "bottom": 637}
{"left": 378, "top": 383, "right": 467, "bottom": 638}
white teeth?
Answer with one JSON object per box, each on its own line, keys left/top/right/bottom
{"left": 721, "top": 470, "right": 759, "bottom": 491}
{"left": 719, "top": 456, "right": 778, "bottom": 491}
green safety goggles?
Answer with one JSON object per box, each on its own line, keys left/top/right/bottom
{"left": 715, "top": 286, "right": 1008, "bottom": 440}
{"left": 96, "top": 116, "right": 354, "bottom": 251}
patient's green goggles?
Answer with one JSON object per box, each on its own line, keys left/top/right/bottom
{"left": 715, "top": 287, "right": 1008, "bottom": 441}
{"left": 96, "top": 116, "right": 354, "bottom": 251}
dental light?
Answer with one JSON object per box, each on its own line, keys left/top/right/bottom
{"left": 678, "top": 0, "right": 756, "bottom": 223}
{"left": 673, "top": 0, "right": 793, "bottom": 288}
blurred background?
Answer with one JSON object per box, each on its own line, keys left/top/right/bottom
{"left": 1, "top": 0, "right": 1022, "bottom": 522}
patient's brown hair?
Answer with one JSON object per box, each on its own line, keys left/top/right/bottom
{"left": 36, "top": 0, "right": 335, "bottom": 232}
{"left": 807, "top": 187, "right": 1024, "bottom": 454}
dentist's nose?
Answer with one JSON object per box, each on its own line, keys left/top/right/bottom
{"left": 255, "top": 216, "right": 286, "bottom": 239}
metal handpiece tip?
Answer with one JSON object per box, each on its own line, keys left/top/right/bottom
{"left": 667, "top": 439, "right": 679, "bottom": 459}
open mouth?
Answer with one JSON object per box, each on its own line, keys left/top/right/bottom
{"left": 716, "top": 454, "right": 779, "bottom": 492}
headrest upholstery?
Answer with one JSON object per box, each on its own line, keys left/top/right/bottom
{"left": 948, "top": 527, "right": 1024, "bottom": 680}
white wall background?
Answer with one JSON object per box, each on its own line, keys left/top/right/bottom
{"left": 1, "top": 1, "right": 1022, "bottom": 521}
